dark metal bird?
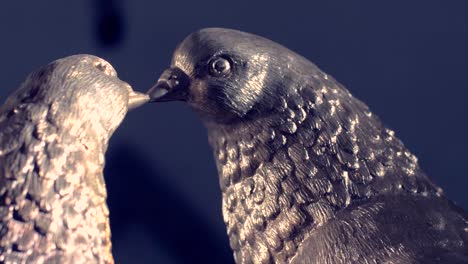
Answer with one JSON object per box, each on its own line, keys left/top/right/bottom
{"left": 0, "top": 55, "right": 148, "bottom": 263}
{"left": 147, "top": 28, "right": 468, "bottom": 263}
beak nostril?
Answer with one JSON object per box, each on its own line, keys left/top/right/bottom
{"left": 147, "top": 66, "right": 190, "bottom": 102}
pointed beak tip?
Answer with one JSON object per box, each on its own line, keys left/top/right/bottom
{"left": 147, "top": 84, "right": 170, "bottom": 102}
{"left": 128, "top": 91, "right": 150, "bottom": 110}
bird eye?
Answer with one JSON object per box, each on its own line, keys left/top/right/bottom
{"left": 209, "top": 57, "right": 232, "bottom": 77}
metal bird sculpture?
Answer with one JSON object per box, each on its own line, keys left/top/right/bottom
{"left": 147, "top": 28, "right": 468, "bottom": 263}
{"left": 0, "top": 55, "right": 148, "bottom": 263}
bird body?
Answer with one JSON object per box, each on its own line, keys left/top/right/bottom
{"left": 0, "top": 55, "right": 148, "bottom": 263}
{"left": 148, "top": 28, "right": 468, "bottom": 263}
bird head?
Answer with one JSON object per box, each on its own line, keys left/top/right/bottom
{"left": 2, "top": 55, "right": 149, "bottom": 139}
{"left": 148, "top": 28, "right": 316, "bottom": 125}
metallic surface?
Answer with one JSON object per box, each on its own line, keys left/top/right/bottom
{"left": 0, "top": 55, "right": 148, "bottom": 263}
{"left": 149, "top": 67, "right": 191, "bottom": 102}
{"left": 148, "top": 28, "right": 468, "bottom": 263}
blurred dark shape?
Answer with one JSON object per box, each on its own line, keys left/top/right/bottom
{"left": 93, "top": 0, "right": 125, "bottom": 48}
{"left": 104, "top": 144, "right": 234, "bottom": 264}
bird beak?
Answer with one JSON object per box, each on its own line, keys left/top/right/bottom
{"left": 128, "top": 90, "right": 150, "bottom": 110}
{"left": 146, "top": 67, "right": 190, "bottom": 102}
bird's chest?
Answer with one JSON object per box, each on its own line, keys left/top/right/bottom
{"left": 211, "top": 132, "right": 316, "bottom": 264}
{"left": 220, "top": 177, "right": 311, "bottom": 263}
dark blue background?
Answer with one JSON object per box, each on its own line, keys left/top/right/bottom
{"left": 0, "top": 1, "right": 466, "bottom": 263}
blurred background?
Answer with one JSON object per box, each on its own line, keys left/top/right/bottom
{"left": 0, "top": 1, "right": 467, "bottom": 263}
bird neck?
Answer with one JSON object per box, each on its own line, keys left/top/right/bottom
{"left": 209, "top": 116, "right": 321, "bottom": 263}
{"left": 207, "top": 87, "right": 441, "bottom": 263}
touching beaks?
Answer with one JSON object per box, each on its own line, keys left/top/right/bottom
{"left": 128, "top": 91, "right": 150, "bottom": 110}
{"left": 147, "top": 67, "right": 190, "bottom": 102}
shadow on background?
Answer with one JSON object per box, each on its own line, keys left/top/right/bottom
{"left": 104, "top": 145, "right": 233, "bottom": 264}
{"left": 93, "top": 0, "right": 125, "bottom": 48}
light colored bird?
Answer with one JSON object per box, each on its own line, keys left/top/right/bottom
{"left": 0, "top": 54, "right": 148, "bottom": 263}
